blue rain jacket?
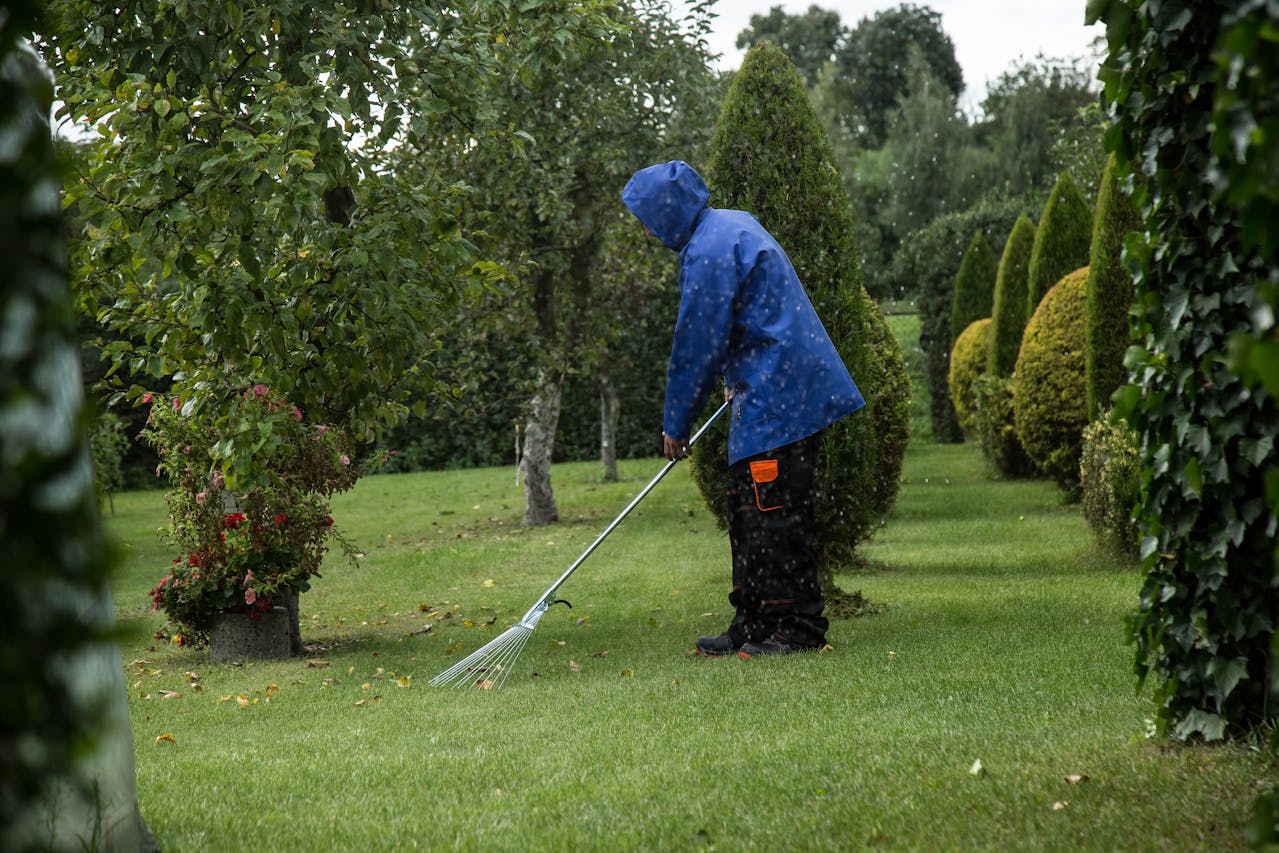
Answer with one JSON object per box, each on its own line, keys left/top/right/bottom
{"left": 621, "top": 160, "right": 864, "bottom": 465}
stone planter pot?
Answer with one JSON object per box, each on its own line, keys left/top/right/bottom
{"left": 209, "top": 606, "right": 291, "bottom": 663}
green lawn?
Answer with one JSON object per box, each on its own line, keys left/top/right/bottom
{"left": 107, "top": 437, "right": 1273, "bottom": 851}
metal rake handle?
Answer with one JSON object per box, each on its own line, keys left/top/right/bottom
{"left": 519, "top": 400, "right": 729, "bottom": 622}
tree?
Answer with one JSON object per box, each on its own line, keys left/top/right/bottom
{"left": 987, "top": 215, "right": 1037, "bottom": 377}
{"left": 950, "top": 230, "right": 997, "bottom": 342}
{"left": 41, "top": 0, "right": 614, "bottom": 492}
{"left": 692, "top": 41, "right": 911, "bottom": 593}
{"left": 977, "top": 54, "right": 1097, "bottom": 196}
{"left": 0, "top": 20, "right": 147, "bottom": 849}
{"left": 830, "top": 3, "right": 964, "bottom": 148}
{"left": 735, "top": 4, "right": 846, "bottom": 85}
{"left": 1085, "top": 154, "right": 1140, "bottom": 419}
{"left": 1026, "top": 172, "right": 1092, "bottom": 317}
{"left": 1094, "top": 0, "right": 1279, "bottom": 741}
{"left": 419, "top": 0, "right": 719, "bottom": 525}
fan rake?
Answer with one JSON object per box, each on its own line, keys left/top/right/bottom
{"left": 428, "top": 401, "right": 729, "bottom": 689}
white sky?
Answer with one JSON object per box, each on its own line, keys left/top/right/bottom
{"left": 679, "top": 0, "right": 1105, "bottom": 112}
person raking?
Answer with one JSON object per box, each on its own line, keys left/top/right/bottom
{"left": 620, "top": 160, "right": 864, "bottom": 659}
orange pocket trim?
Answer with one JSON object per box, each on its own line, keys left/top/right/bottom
{"left": 749, "top": 460, "right": 779, "bottom": 483}
{"left": 749, "top": 460, "right": 784, "bottom": 511}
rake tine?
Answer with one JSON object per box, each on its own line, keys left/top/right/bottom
{"left": 427, "top": 401, "right": 731, "bottom": 690}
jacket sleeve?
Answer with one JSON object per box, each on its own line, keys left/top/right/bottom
{"left": 664, "top": 248, "right": 737, "bottom": 440}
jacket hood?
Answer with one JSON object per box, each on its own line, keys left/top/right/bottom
{"left": 621, "top": 160, "right": 710, "bottom": 251}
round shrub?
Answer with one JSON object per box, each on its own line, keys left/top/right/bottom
{"left": 1014, "top": 266, "right": 1090, "bottom": 494}
{"left": 1080, "top": 414, "right": 1141, "bottom": 559}
{"left": 971, "top": 373, "right": 1035, "bottom": 477}
{"left": 948, "top": 318, "right": 991, "bottom": 438}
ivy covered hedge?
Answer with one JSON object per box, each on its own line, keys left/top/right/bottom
{"left": 1093, "top": 0, "right": 1279, "bottom": 740}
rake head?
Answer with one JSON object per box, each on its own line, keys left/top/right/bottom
{"left": 427, "top": 608, "right": 546, "bottom": 689}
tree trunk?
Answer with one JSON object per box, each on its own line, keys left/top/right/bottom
{"left": 599, "top": 372, "right": 620, "bottom": 483}
{"left": 520, "top": 371, "right": 563, "bottom": 526}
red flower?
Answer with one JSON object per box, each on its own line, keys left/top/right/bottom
{"left": 187, "top": 553, "right": 200, "bottom": 567}
{"left": 274, "top": 513, "right": 287, "bottom": 525}
{"left": 224, "top": 513, "right": 247, "bottom": 529}
{"left": 291, "top": 405, "right": 303, "bottom": 421}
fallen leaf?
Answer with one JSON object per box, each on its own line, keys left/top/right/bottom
{"left": 575, "top": 616, "right": 590, "bottom": 626}
{"left": 1052, "top": 801, "right": 1068, "bottom": 811}
{"left": 265, "top": 684, "right": 279, "bottom": 701}
{"left": 821, "top": 644, "right": 835, "bottom": 653}
{"left": 353, "top": 699, "right": 367, "bottom": 707}
{"left": 361, "top": 682, "right": 371, "bottom": 690}
{"left": 463, "top": 620, "right": 475, "bottom": 627}
{"left": 236, "top": 695, "right": 250, "bottom": 707}
{"left": 307, "top": 659, "right": 330, "bottom": 668}
{"left": 969, "top": 759, "right": 987, "bottom": 778}
{"left": 396, "top": 676, "right": 411, "bottom": 688}
{"left": 1065, "top": 774, "right": 1089, "bottom": 785}
{"left": 481, "top": 579, "right": 495, "bottom": 588}
{"left": 217, "top": 694, "right": 234, "bottom": 703}
{"left": 887, "top": 650, "right": 897, "bottom": 659}
{"left": 159, "top": 690, "right": 181, "bottom": 700}
{"left": 154, "top": 733, "right": 176, "bottom": 745}
{"left": 591, "top": 650, "right": 609, "bottom": 658}
{"left": 673, "top": 677, "right": 682, "bottom": 686}
{"left": 620, "top": 669, "right": 634, "bottom": 678}
{"left": 569, "top": 660, "right": 582, "bottom": 672}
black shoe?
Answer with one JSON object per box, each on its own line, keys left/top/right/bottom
{"left": 737, "top": 633, "right": 817, "bottom": 659}
{"left": 695, "top": 633, "right": 742, "bottom": 657}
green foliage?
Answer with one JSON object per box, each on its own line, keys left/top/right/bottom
{"left": 140, "top": 389, "right": 358, "bottom": 643}
{"left": 891, "top": 194, "right": 1039, "bottom": 442}
{"left": 1080, "top": 414, "right": 1141, "bottom": 559}
{"left": 40, "top": 0, "right": 615, "bottom": 492}
{"left": 1085, "top": 154, "right": 1141, "bottom": 420}
{"left": 1026, "top": 172, "right": 1093, "bottom": 317}
{"left": 831, "top": 3, "right": 964, "bottom": 148}
{"left": 970, "top": 374, "right": 1035, "bottom": 478}
{"left": 1093, "top": 0, "right": 1279, "bottom": 739}
{"left": 987, "top": 215, "right": 1038, "bottom": 377}
{"left": 1013, "top": 267, "right": 1090, "bottom": 495}
{"left": 950, "top": 230, "right": 997, "bottom": 342}
{"left": 0, "top": 21, "right": 114, "bottom": 840}
{"left": 979, "top": 55, "right": 1098, "bottom": 195}
{"left": 692, "top": 41, "right": 910, "bottom": 579}
{"left": 735, "top": 4, "right": 846, "bottom": 85}
{"left": 90, "top": 410, "right": 130, "bottom": 512}
{"left": 948, "top": 318, "right": 992, "bottom": 438}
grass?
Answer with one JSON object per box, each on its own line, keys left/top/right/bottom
{"left": 107, "top": 440, "right": 1274, "bottom": 851}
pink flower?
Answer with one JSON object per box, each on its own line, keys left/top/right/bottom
{"left": 195, "top": 489, "right": 208, "bottom": 505}
{"left": 172, "top": 396, "right": 181, "bottom": 411}
{"left": 291, "top": 405, "right": 303, "bottom": 421}
{"left": 316, "top": 424, "right": 328, "bottom": 434}
{"left": 252, "top": 384, "right": 269, "bottom": 399}
{"left": 244, "top": 588, "right": 257, "bottom": 606}
{"left": 340, "top": 455, "right": 350, "bottom": 466}
{"left": 141, "top": 392, "right": 153, "bottom": 404}
{"left": 211, "top": 470, "right": 224, "bottom": 489}
{"left": 244, "top": 570, "right": 254, "bottom": 584}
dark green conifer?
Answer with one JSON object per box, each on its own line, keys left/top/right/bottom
{"left": 1026, "top": 172, "right": 1092, "bottom": 317}
{"left": 1085, "top": 154, "right": 1141, "bottom": 419}
{"left": 987, "top": 215, "right": 1037, "bottom": 377}
{"left": 691, "top": 41, "right": 911, "bottom": 589}
{"left": 950, "top": 229, "right": 997, "bottom": 343}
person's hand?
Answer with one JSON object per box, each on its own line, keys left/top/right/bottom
{"left": 663, "top": 433, "right": 689, "bottom": 461}
{"left": 724, "top": 386, "right": 735, "bottom": 402}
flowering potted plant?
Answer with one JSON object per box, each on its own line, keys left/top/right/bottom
{"left": 143, "top": 385, "right": 358, "bottom": 656}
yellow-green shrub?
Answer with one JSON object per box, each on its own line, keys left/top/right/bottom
{"left": 1079, "top": 414, "right": 1141, "bottom": 558}
{"left": 1013, "top": 266, "right": 1090, "bottom": 494}
{"left": 948, "top": 318, "right": 991, "bottom": 438}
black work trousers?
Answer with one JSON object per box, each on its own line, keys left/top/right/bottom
{"left": 725, "top": 433, "right": 828, "bottom": 648}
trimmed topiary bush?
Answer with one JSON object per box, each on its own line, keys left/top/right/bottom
{"left": 692, "top": 40, "right": 911, "bottom": 587}
{"left": 988, "top": 214, "right": 1037, "bottom": 377}
{"left": 948, "top": 318, "right": 991, "bottom": 438}
{"left": 1080, "top": 413, "right": 1141, "bottom": 559}
{"left": 1026, "top": 172, "right": 1092, "bottom": 317}
{"left": 950, "top": 230, "right": 997, "bottom": 343}
{"left": 1014, "top": 266, "right": 1090, "bottom": 495}
{"left": 970, "top": 374, "right": 1035, "bottom": 478}
{"left": 893, "top": 194, "right": 1038, "bottom": 443}
{"left": 1085, "top": 154, "right": 1141, "bottom": 419}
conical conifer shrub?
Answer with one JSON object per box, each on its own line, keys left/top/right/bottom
{"left": 988, "top": 215, "right": 1037, "bottom": 377}
{"left": 950, "top": 230, "right": 997, "bottom": 343}
{"left": 690, "top": 41, "right": 910, "bottom": 589}
{"left": 1085, "top": 154, "right": 1141, "bottom": 419}
{"left": 1026, "top": 172, "right": 1092, "bottom": 317}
